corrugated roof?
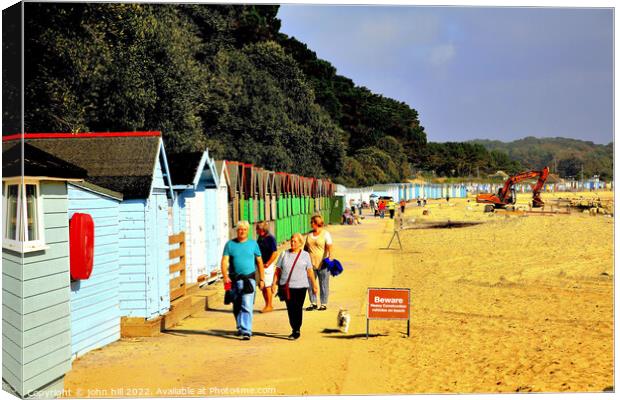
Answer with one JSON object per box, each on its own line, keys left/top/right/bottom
{"left": 13, "top": 134, "right": 161, "bottom": 199}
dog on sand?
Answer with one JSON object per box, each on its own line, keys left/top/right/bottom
{"left": 337, "top": 308, "right": 351, "bottom": 333}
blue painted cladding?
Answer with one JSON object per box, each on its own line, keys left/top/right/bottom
{"left": 2, "top": 181, "right": 72, "bottom": 397}
{"left": 171, "top": 194, "right": 186, "bottom": 234}
{"left": 119, "top": 191, "right": 170, "bottom": 318}
{"left": 204, "top": 188, "right": 219, "bottom": 276}
{"left": 150, "top": 191, "right": 170, "bottom": 316}
{"left": 119, "top": 199, "right": 148, "bottom": 317}
{"left": 152, "top": 153, "right": 167, "bottom": 190}
{"left": 68, "top": 184, "right": 120, "bottom": 358}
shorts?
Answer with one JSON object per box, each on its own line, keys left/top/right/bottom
{"left": 264, "top": 264, "right": 275, "bottom": 287}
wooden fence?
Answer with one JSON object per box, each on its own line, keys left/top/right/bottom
{"left": 169, "top": 232, "right": 186, "bottom": 302}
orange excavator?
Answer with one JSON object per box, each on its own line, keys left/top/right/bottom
{"left": 476, "top": 166, "right": 549, "bottom": 209}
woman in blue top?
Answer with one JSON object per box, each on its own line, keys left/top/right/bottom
{"left": 272, "top": 233, "right": 318, "bottom": 340}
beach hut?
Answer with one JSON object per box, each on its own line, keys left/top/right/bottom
{"left": 224, "top": 161, "right": 242, "bottom": 239}
{"left": 168, "top": 150, "right": 228, "bottom": 283}
{"left": 2, "top": 140, "right": 87, "bottom": 396}
{"left": 168, "top": 151, "right": 211, "bottom": 284}
{"left": 15, "top": 132, "right": 175, "bottom": 320}
{"left": 212, "top": 161, "right": 231, "bottom": 277}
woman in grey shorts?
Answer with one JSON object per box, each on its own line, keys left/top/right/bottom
{"left": 272, "top": 233, "right": 318, "bottom": 340}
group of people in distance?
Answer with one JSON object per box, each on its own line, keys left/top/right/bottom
{"left": 343, "top": 197, "right": 412, "bottom": 222}
{"left": 220, "top": 215, "right": 333, "bottom": 341}
{"left": 369, "top": 197, "right": 403, "bottom": 219}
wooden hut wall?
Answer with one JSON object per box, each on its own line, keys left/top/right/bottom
{"left": 203, "top": 183, "right": 221, "bottom": 277}
{"left": 2, "top": 181, "right": 73, "bottom": 396}
{"left": 224, "top": 161, "right": 240, "bottom": 238}
{"left": 236, "top": 163, "right": 245, "bottom": 229}
{"left": 216, "top": 162, "right": 338, "bottom": 244}
{"left": 118, "top": 157, "right": 170, "bottom": 318}
{"left": 183, "top": 186, "right": 207, "bottom": 283}
{"left": 68, "top": 184, "right": 122, "bottom": 359}
{"left": 216, "top": 165, "right": 231, "bottom": 246}
{"left": 251, "top": 167, "right": 260, "bottom": 234}
{"left": 268, "top": 172, "right": 276, "bottom": 234}
{"left": 256, "top": 168, "right": 264, "bottom": 223}
{"left": 263, "top": 170, "right": 269, "bottom": 221}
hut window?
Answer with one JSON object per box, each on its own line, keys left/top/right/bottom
{"left": 3, "top": 181, "right": 46, "bottom": 252}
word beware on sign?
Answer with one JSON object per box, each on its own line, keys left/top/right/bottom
{"left": 366, "top": 288, "right": 411, "bottom": 338}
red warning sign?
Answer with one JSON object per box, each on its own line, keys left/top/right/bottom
{"left": 367, "top": 288, "right": 410, "bottom": 320}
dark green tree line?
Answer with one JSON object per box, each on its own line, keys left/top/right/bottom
{"left": 21, "top": 3, "right": 531, "bottom": 185}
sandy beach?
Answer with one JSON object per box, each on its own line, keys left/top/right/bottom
{"left": 63, "top": 191, "right": 614, "bottom": 396}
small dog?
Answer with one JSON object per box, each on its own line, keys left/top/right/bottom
{"left": 337, "top": 308, "right": 351, "bottom": 333}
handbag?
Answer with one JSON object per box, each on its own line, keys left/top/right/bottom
{"left": 277, "top": 250, "right": 303, "bottom": 302}
{"left": 224, "top": 289, "right": 234, "bottom": 304}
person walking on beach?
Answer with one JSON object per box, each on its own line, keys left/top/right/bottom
{"left": 272, "top": 233, "right": 318, "bottom": 340}
{"left": 378, "top": 200, "right": 386, "bottom": 218}
{"left": 305, "top": 215, "right": 334, "bottom": 311}
{"left": 256, "top": 221, "right": 278, "bottom": 313}
{"left": 221, "top": 221, "right": 265, "bottom": 340}
{"left": 399, "top": 199, "right": 406, "bottom": 214}
{"left": 369, "top": 198, "right": 377, "bottom": 216}
{"left": 388, "top": 200, "right": 396, "bottom": 219}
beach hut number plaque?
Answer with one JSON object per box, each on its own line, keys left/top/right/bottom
{"left": 366, "top": 287, "right": 411, "bottom": 338}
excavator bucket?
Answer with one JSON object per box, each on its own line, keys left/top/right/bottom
{"left": 532, "top": 194, "right": 544, "bottom": 208}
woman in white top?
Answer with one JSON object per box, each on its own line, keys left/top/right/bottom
{"left": 272, "top": 233, "right": 318, "bottom": 340}
{"left": 304, "top": 214, "right": 333, "bottom": 311}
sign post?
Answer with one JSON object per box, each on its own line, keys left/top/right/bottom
{"left": 367, "top": 287, "right": 411, "bottom": 338}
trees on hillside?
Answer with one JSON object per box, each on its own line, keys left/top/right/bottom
{"left": 21, "top": 3, "right": 543, "bottom": 185}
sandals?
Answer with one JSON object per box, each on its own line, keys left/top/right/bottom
{"left": 306, "top": 304, "right": 318, "bottom": 311}
{"left": 318, "top": 305, "right": 327, "bottom": 311}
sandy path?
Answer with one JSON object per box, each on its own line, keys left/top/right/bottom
{"left": 63, "top": 192, "right": 614, "bottom": 396}
{"left": 64, "top": 214, "right": 397, "bottom": 397}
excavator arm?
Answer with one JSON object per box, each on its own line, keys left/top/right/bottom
{"left": 477, "top": 166, "right": 550, "bottom": 208}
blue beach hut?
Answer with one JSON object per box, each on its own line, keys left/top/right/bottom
{"left": 168, "top": 149, "right": 223, "bottom": 284}
{"left": 2, "top": 140, "right": 87, "bottom": 397}
{"left": 17, "top": 132, "right": 175, "bottom": 320}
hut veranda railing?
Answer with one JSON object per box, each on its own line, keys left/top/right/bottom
{"left": 169, "top": 232, "right": 187, "bottom": 301}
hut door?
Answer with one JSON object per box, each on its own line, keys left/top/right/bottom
{"left": 204, "top": 190, "right": 219, "bottom": 277}
{"left": 217, "top": 184, "right": 230, "bottom": 258}
{"left": 188, "top": 191, "right": 207, "bottom": 283}
{"left": 154, "top": 192, "right": 171, "bottom": 315}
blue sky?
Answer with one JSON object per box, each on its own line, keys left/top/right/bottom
{"left": 277, "top": 6, "right": 613, "bottom": 144}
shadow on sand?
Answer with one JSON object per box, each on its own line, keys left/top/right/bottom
{"left": 321, "top": 329, "right": 387, "bottom": 339}
{"left": 204, "top": 307, "right": 287, "bottom": 314}
{"left": 162, "top": 328, "right": 291, "bottom": 341}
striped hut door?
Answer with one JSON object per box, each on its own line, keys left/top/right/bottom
{"left": 269, "top": 172, "right": 276, "bottom": 221}
{"left": 263, "top": 171, "right": 270, "bottom": 221}
{"left": 254, "top": 168, "right": 261, "bottom": 222}
{"left": 262, "top": 170, "right": 269, "bottom": 220}
{"left": 312, "top": 178, "right": 318, "bottom": 211}
{"left": 225, "top": 161, "right": 240, "bottom": 226}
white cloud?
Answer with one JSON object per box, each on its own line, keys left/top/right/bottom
{"left": 429, "top": 44, "right": 456, "bottom": 66}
